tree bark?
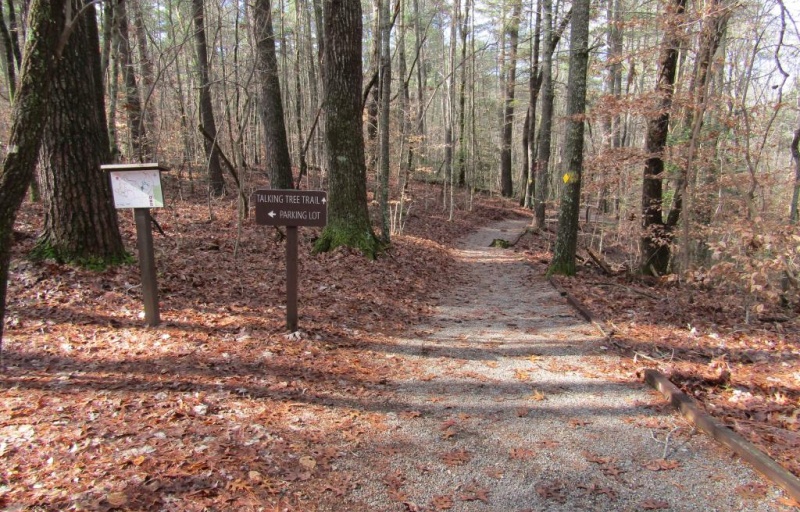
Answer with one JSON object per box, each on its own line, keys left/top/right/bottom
{"left": 1, "top": 0, "right": 67, "bottom": 346}
{"left": 533, "top": 0, "right": 554, "bottom": 227}
{"left": 548, "top": 0, "right": 590, "bottom": 276}
{"left": 791, "top": 121, "right": 800, "bottom": 224}
{"left": 499, "top": 0, "right": 521, "bottom": 198}
{"left": 191, "top": 0, "right": 225, "bottom": 196}
{"left": 115, "top": 0, "right": 150, "bottom": 161}
{"left": 640, "top": 0, "right": 687, "bottom": 275}
{"left": 36, "top": 0, "right": 125, "bottom": 265}
{"left": 254, "top": 0, "right": 294, "bottom": 189}
{"left": 365, "top": 0, "right": 380, "bottom": 177}
{"left": 522, "top": 0, "right": 542, "bottom": 208}
{"left": 313, "top": 0, "right": 380, "bottom": 257}
{"left": 132, "top": 0, "right": 157, "bottom": 155}
{"left": 0, "top": 0, "right": 17, "bottom": 99}
{"left": 413, "top": 0, "right": 426, "bottom": 158}
{"left": 456, "top": 0, "right": 471, "bottom": 187}
{"left": 378, "top": 0, "right": 391, "bottom": 241}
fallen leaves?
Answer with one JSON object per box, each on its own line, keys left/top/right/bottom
{"left": 441, "top": 449, "right": 471, "bottom": 467}
{"left": 643, "top": 459, "right": 681, "bottom": 471}
{"left": 458, "top": 482, "right": 490, "bottom": 503}
{"left": 735, "top": 482, "right": 768, "bottom": 499}
{"left": 509, "top": 447, "right": 536, "bottom": 460}
{"left": 535, "top": 480, "right": 566, "bottom": 503}
{"left": 640, "top": 498, "right": 670, "bottom": 510}
{"left": 528, "top": 389, "right": 547, "bottom": 401}
{"left": 431, "top": 495, "right": 454, "bottom": 510}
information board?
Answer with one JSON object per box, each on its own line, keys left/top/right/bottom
{"left": 109, "top": 169, "right": 164, "bottom": 209}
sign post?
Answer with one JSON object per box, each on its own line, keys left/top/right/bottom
{"left": 252, "top": 189, "right": 327, "bottom": 331}
{"left": 102, "top": 163, "right": 169, "bottom": 327}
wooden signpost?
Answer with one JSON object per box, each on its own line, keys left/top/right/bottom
{"left": 102, "top": 163, "right": 169, "bottom": 327}
{"left": 252, "top": 189, "right": 327, "bottom": 331}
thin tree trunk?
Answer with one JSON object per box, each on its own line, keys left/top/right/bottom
{"left": 366, "top": 0, "right": 380, "bottom": 177}
{"left": 456, "top": 0, "right": 471, "bottom": 186}
{"left": 254, "top": 0, "right": 294, "bottom": 189}
{"left": 414, "top": 0, "right": 426, "bottom": 158}
{"left": 533, "top": 6, "right": 571, "bottom": 225}
{"left": 523, "top": 0, "right": 541, "bottom": 208}
{"left": 378, "top": 0, "right": 391, "bottom": 241}
{"left": 640, "top": 0, "right": 687, "bottom": 275}
{"left": 168, "top": 0, "right": 192, "bottom": 167}
{"left": 132, "top": 0, "right": 157, "bottom": 156}
{"left": 5, "top": 0, "right": 20, "bottom": 69}
{"left": 499, "top": 0, "right": 521, "bottom": 197}
{"left": 106, "top": 1, "right": 121, "bottom": 160}
{"left": 0, "top": 1, "right": 17, "bottom": 99}
{"left": 533, "top": 0, "right": 554, "bottom": 227}
{"left": 115, "top": 0, "right": 149, "bottom": 161}
{"left": 548, "top": 0, "right": 590, "bottom": 276}
{"left": 446, "top": 0, "right": 458, "bottom": 217}
{"left": 191, "top": 0, "right": 225, "bottom": 195}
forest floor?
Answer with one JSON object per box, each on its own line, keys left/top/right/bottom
{"left": 1, "top": 178, "right": 799, "bottom": 511}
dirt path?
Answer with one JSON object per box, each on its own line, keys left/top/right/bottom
{"left": 331, "top": 218, "right": 785, "bottom": 511}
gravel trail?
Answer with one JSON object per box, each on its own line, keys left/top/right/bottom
{"left": 333, "top": 218, "right": 785, "bottom": 511}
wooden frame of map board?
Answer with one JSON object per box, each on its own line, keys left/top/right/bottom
{"left": 102, "top": 163, "right": 169, "bottom": 209}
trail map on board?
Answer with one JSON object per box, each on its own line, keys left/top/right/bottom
{"left": 109, "top": 170, "right": 164, "bottom": 208}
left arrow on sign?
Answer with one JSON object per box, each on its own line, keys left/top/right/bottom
{"left": 268, "top": 211, "right": 277, "bottom": 218}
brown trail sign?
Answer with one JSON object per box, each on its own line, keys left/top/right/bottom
{"left": 252, "top": 189, "right": 328, "bottom": 331}
{"left": 253, "top": 190, "right": 327, "bottom": 227}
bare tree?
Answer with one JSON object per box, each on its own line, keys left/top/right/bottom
{"left": 499, "top": 0, "right": 521, "bottom": 198}
{"left": 253, "top": 0, "right": 294, "bottom": 189}
{"left": 640, "top": 0, "right": 687, "bottom": 275}
{"left": 191, "top": 0, "right": 225, "bottom": 196}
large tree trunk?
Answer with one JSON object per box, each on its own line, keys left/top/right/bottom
{"left": 0, "top": 0, "right": 67, "bottom": 346}
{"left": 499, "top": 0, "right": 521, "bottom": 198}
{"left": 191, "top": 0, "right": 225, "bottom": 196}
{"left": 254, "top": 0, "right": 294, "bottom": 189}
{"left": 548, "top": 0, "right": 590, "bottom": 276}
{"left": 314, "top": 0, "right": 380, "bottom": 257}
{"left": 36, "top": 0, "right": 125, "bottom": 265}
{"left": 640, "top": 0, "right": 687, "bottom": 276}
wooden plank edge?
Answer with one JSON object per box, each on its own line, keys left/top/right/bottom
{"left": 547, "top": 276, "right": 594, "bottom": 322}
{"left": 643, "top": 369, "right": 800, "bottom": 503}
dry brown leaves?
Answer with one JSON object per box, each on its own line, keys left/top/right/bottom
{"left": 2, "top": 180, "right": 517, "bottom": 511}
{"left": 518, "top": 228, "right": 800, "bottom": 480}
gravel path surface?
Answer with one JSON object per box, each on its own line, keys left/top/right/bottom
{"left": 334, "top": 218, "right": 785, "bottom": 511}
